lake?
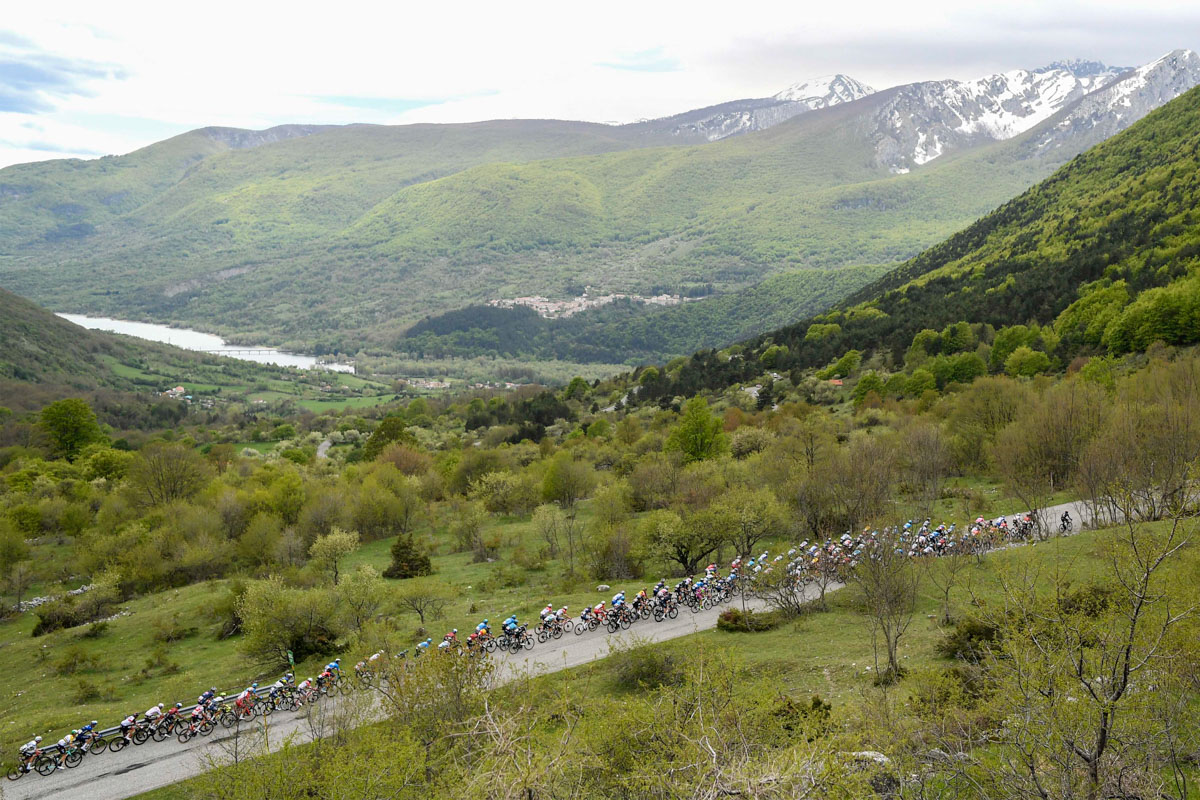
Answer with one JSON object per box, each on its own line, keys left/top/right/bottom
{"left": 57, "top": 314, "right": 354, "bottom": 373}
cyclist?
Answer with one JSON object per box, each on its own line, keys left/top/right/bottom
{"left": 18, "top": 736, "right": 42, "bottom": 774}
{"left": 198, "top": 687, "right": 217, "bottom": 706}
{"left": 554, "top": 605, "right": 569, "bottom": 622}
{"left": 144, "top": 703, "right": 165, "bottom": 725}
{"left": 55, "top": 730, "right": 79, "bottom": 769}
{"left": 268, "top": 676, "right": 290, "bottom": 702}
{"left": 416, "top": 637, "right": 433, "bottom": 655}
{"left": 540, "top": 603, "right": 555, "bottom": 623}
{"left": 119, "top": 713, "right": 138, "bottom": 743}
{"left": 437, "top": 638, "right": 451, "bottom": 651}
{"left": 78, "top": 720, "right": 100, "bottom": 752}
{"left": 297, "top": 677, "right": 315, "bottom": 703}
{"left": 1061, "top": 510, "right": 1073, "bottom": 531}
{"left": 187, "top": 702, "right": 208, "bottom": 731}
{"left": 235, "top": 684, "right": 257, "bottom": 716}
{"left": 443, "top": 629, "right": 458, "bottom": 643}
{"left": 476, "top": 619, "right": 491, "bottom": 636}
{"left": 579, "top": 605, "right": 594, "bottom": 624}
{"left": 324, "top": 659, "right": 342, "bottom": 679}
{"left": 502, "top": 615, "right": 520, "bottom": 635}
{"left": 611, "top": 591, "right": 625, "bottom": 608}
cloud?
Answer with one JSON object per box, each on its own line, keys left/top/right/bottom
{"left": 311, "top": 91, "right": 499, "bottom": 115}
{"left": 597, "top": 47, "right": 681, "bottom": 73}
{"left": 0, "top": 32, "right": 125, "bottom": 114}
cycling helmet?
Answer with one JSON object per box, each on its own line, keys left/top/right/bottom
{"left": 451, "top": 629, "right": 457, "bottom": 634}
{"left": 72, "top": 729, "right": 81, "bottom": 735}
{"left": 174, "top": 702, "right": 183, "bottom": 709}
{"left": 334, "top": 659, "right": 340, "bottom": 665}
{"left": 483, "top": 618, "right": 488, "bottom": 623}
{"left": 91, "top": 720, "right": 98, "bottom": 726}
{"left": 34, "top": 736, "right": 42, "bottom": 743}
{"left": 157, "top": 703, "right": 164, "bottom": 709}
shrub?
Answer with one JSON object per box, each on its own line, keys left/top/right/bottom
{"left": 383, "top": 534, "right": 433, "bottom": 579}
{"left": 71, "top": 679, "right": 101, "bottom": 703}
{"left": 54, "top": 646, "right": 100, "bottom": 675}
{"left": 79, "top": 621, "right": 109, "bottom": 639}
{"left": 609, "top": 642, "right": 683, "bottom": 689}
{"left": 716, "top": 607, "right": 785, "bottom": 632}
{"left": 151, "top": 613, "right": 199, "bottom": 643}
{"left": 936, "top": 617, "right": 1001, "bottom": 662}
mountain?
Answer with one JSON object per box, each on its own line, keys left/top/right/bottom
{"left": 732, "top": 80, "right": 1200, "bottom": 377}
{"left": 628, "top": 74, "right": 875, "bottom": 142}
{"left": 0, "top": 285, "right": 124, "bottom": 387}
{"left": 0, "top": 51, "right": 1197, "bottom": 364}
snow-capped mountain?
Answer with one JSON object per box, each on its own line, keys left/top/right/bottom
{"left": 1027, "top": 49, "right": 1200, "bottom": 157}
{"left": 870, "top": 62, "right": 1126, "bottom": 171}
{"left": 629, "top": 74, "right": 875, "bottom": 142}
{"left": 627, "top": 50, "right": 1200, "bottom": 169}
{"left": 772, "top": 74, "right": 876, "bottom": 108}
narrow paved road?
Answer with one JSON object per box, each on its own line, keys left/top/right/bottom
{"left": 315, "top": 438, "right": 332, "bottom": 459}
{"left": 5, "top": 499, "right": 1100, "bottom": 800}
{"left": 3, "top": 594, "right": 777, "bottom": 800}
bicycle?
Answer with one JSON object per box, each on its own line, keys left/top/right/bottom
{"left": 6, "top": 753, "right": 57, "bottom": 780}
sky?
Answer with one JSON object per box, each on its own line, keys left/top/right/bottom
{"left": 1, "top": 0, "right": 1198, "bottom": 169}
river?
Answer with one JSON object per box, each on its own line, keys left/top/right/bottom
{"left": 56, "top": 314, "right": 354, "bottom": 373}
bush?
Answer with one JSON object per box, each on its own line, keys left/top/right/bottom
{"left": 54, "top": 646, "right": 100, "bottom": 675}
{"left": 79, "top": 621, "right": 109, "bottom": 639}
{"left": 716, "top": 607, "right": 786, "bottom": 632}
{"left": 771, "top": 694, "right": 832, "bottom": 738}
{"left": 936, "top": 617, "right": 1001, "bottom": 662}
{"left": 71, "top": 679, "right": 101, "bottom": 704}
{"left": 151, "top": 613, "right": 199, "bottom": 643}
{"left": 609, "top": 642, "right": 683, "bottom": 689}
{"left": 1058, "top": 582, "right": 1116, "bottom": 617}
{"left": 383, "top": 534, "right": 433, "bottom": 579}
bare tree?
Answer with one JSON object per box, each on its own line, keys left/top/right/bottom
{"left": 902, "top": 421, "right": 952, "bottom": 518}
{"left": 395, "top": 577, "right": 453, "bottom": 626}
{"left": 852, "top": 534, "right": 919, "bottom": 684}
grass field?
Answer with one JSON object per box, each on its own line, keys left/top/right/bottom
{"left": 122, "top": 516, "right": 1196, "bottom": 800}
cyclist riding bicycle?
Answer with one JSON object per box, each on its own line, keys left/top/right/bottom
{"left": 144, "top": 703, "right": 165, "bottom": 724}
{"left": 476, "top": 619, "right": 491, "bottom": 636}
{"left": 235, "top": 684, "right": 257, "bottom": 714}
{"left": 18, "top": 736, "right": 42, "bottom": 773}
{"left": 77, "top": 720, "right": 99, "bottom": 752}
{"left": 325, "top": 659, "right": 341, "bottom": 677}
{"left": 54, "top": 730, "right": 78, "bottom": 769}
{"left": 554, "top": 606, "right": 569, "bottom": 621}
{"left": 119, "top": 713, "right": 138, "bottom": 742}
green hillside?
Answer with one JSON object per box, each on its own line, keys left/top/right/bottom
{"left": 632, "top": 84, "right": 1200, "bottom": 402}
{"left": 0, "top": 286, "right": 124, "bottom": 386}
{"left": 399, "top": 265, "right": 891, "bottom": 363}
{"left": 0, "top": 95, "right": 1072, "bottom": 356}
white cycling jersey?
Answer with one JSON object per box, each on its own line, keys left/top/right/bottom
{"left": 20, "top": 740, "right": 39, "bottom": 755}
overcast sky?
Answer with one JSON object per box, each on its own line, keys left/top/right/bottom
{"left": 1, "top": 0, "right": 1197, "bottom": 168}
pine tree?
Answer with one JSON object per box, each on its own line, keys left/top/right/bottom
{"left": 383, "top": 534, "right": 432, "bottom": 579}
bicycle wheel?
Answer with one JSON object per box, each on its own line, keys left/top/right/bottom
{"left": 522, "top": 635, "right": 536, "bottom": 651}
{"left": 152, "top": 723, "right": 169, "bottom": 743}
{"left": 177, "top": 729, "right": 194, "bottom": 744}
{"left": 220, "top": 712, "right": 237, "bottom": 728}
{"left": 200, "top": 720, "right": 215, "bottom": 736}
{"left": 5, "top": 767, "right": 21, "bottom": 781}
{"left": 109, "top": 736, "right": 128, "bottom": 753}
{"left": 90, "top": 737, "right": 110, "bottom": 755}
{"left": 65, "top": 751, "right": 82, "bottom": 768}
{"left": 259, "top": 701, "right": 274, "bottom": 717}
{"left": 668, "top": 606, "right": 678, "bottom": 620}
{"left": 552, "top": 625, "right": 563, "bottom": 640}
{"left": 560, "top": 619, "right": 574, "bottom": 634}
{"left": 35, "top": 756, "right": 56, "bottom": 777}
{"left": 133, "top": 727, "right": 150, "bottom": 745}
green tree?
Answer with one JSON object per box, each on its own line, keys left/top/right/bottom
{"left": 308, "top": 527, "right": 360, "bottom": 585}
{"left": 383, "top": 533, "right": 432, "bottom": 579}
{"left": 666, "top": 397, "right": 727, "bottom": 463}
{"left": 40, "top": 398, "right": 104, "bottom": 461}
{"left": 361, "top": 416, "right": 416, "bottom": 461}
{"left": 852, "top": 371, "right": 885, "bottom": 407}
{"left": 126, "top": 443, "right": 211, "bottom": 507}
{"left": 541, "top": 453, "right": 596, "bottom": 509}
{"left": 1004, "top": 345, "right": 1051, "bottom": 377}
{"left": 711, "top": 486, "right": 786, "bottom": 559}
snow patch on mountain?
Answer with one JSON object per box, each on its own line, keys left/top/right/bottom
{"left": 772, "top": 74, "right": 875, "bottom": 108}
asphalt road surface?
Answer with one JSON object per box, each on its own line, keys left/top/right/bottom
{"left": 6, "top": 499, "right": 1097, "bottom": 800}
{"left": 3, "top": 593, "right": 779, "bottom": 800}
